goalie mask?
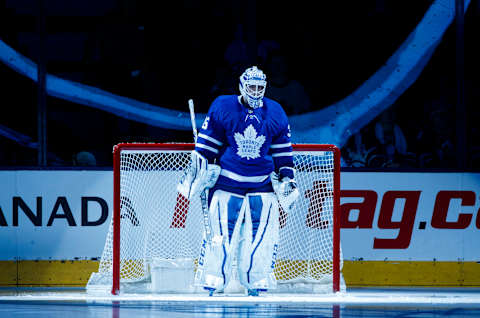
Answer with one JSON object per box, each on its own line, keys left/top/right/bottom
{"left": 239, "top": 66, "right": 267, "bottom": 109}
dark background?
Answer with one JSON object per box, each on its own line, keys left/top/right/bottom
{"left": 0, "top": 0, "right": 478, "bottom": 169}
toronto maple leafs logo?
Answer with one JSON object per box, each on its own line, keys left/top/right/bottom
{"left": 234, "top": 124, "right": 265, "bottom": 160}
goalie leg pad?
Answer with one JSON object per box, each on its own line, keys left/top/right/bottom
{"left": 196, "top": 190, "right": 246, "bottom": 292}
{"left": 237, "top": 192, "right": 279, "bottom": 291}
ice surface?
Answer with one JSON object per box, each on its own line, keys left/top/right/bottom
{"left": 1, "top": 288, "right": 480, "bottom": 306}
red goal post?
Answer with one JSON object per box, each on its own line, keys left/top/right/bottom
{"left": 105, "top": 143, "right": 341, "bottom": 295}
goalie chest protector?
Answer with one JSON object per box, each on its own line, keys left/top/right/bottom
{"left": 195, "top": 95, "right": 293, "bottom": 191}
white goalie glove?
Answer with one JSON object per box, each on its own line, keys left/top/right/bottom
{"left": 270, "top": 171, "right": 300, "bottom": 212}
{"left": 177, "top": 150, "right": 221, "bottom": 200}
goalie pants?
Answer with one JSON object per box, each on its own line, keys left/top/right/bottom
{"left": 197, "top": 190, "right": 279, "bottom": 291}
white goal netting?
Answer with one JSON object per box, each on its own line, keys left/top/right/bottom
{"left": 87, "top": 143, "right": 343, "bottom": 294}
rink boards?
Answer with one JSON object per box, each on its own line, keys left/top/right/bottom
{"left": 0, "top": 170, "right": 479, "bottom": 287}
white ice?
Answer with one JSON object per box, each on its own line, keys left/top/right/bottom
{"left": 1, "top": 288, "right": 480, "bottom": 306}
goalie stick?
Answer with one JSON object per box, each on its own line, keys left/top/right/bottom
{"left": 188, "top": 99, "right": 198, "bottom": 142}
{"left": 188, "top": 99, "right": 213, "bottom": 244}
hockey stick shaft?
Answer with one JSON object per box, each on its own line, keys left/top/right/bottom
{"left": 188, "top": 99, "right": 198, "bottom": 142}
{"left": 188, "top": 99, "right": 213, "bottom": 243}
{"left": 200, "top": 190, "right": 212, "bottom": 241}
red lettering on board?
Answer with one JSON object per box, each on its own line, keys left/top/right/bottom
{"left": 476, "top": 206, "right": 480, "bottom": 229}
{"left": 340, "top": 190, "right": 377, "bottom": 228}
{"left": 304, "top": 180, "right": 330, "bottom": 228}
{"left": 431, "top": 191, "right": 474, "bottom": 229}
{"left": 171, "top": 193, "right": 190, "bottom": 228}
{"left": 374, "top": 191, "right": 421, "bottom": 249}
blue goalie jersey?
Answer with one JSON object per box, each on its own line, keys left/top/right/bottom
{"left": 195, "top": 95, "right": 294, "bottom": 195}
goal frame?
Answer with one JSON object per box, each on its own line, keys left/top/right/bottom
{"left": 111, "top": 143, "right": 341, "bottom": 295}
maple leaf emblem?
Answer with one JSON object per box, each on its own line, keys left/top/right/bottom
{"left": 234, "top": 124, "right": 266, "bottom": 160}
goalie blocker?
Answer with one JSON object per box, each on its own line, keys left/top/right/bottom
{"left": 177, "top": 150, "right": 221, "bottom": 200}
{"left": 271, "top": 171, "right": 300, "bottom": 213}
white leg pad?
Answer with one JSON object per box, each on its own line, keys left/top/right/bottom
{"left": 237, "top": 192, "right": 279, "bottom": 290}
{"left": 195, "top": 190, "right": 246, "bottom": 292}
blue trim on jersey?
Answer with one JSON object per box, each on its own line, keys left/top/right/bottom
{"left": 270, "top": 142, "right": 291, "bottom": 149}
{"left": 198, "top": 133, "right": 223, "bottom": 146}
{"left": 270, "top": 144, "right": 292, "bottom": 158}
{"left": 220, "top": 169, "right": 269, "bottom": 183}
{"left": 195, "top": 147, "right": 217, "bottom": 163}
{"left": 195, "top": 143, "right": 219, "bottom": 154}
{"left": 247, "top": 201, "right": 272, "bottom": 284}
{"left": 279, "top": 167, "right": 295, "bottom": 180}
{"left": 211, "top": 182, "right": 273, "bottom": 197}
{"left": 274, "top": 156, "right": 294, "bottom": 174}
{"left": 271, "top": 152, "right": 293, "bottom": 157}
{"left": 196, "top": 133, "right": 223, "bottom": 155}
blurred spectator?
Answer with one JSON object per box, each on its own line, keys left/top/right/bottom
{"left": 224, "top": 23, "right": 249, "bottom": 69}
{"left": 257, "top": 39, "right": 281, "bottom": 65}
{"left": 209, "top": 62, "right": 245, "bottom": 98}
{"left": 209, "top": 23, "right": 251, "bottom": 101}
{"left": 469, "top": 135, "right": 480, "bottom": 169}
{"left": 286, "top": 24, "right": 323, "bottom": 107}
{"left": 342, "top": 108, "right": 416, "bottom": 168}
{"left": 373, "top": 108, "right": 414, "bottom": 167}
{"left": 73, "top": 151, "right": 97, "bottom": 166}
{"left": 341, "top": 126, "right": 389, "bottom": 168}
{"left": 341, "top": 131, "right": 372, "bottom": 168}
{"left": 264, "top": 50, "right": 311, "bottom": 115}
{"left": 468, "top": 98, "right": 480, "bottom": 169}
{"left": 415, "top": 108, "right": 457, "bottom": 168}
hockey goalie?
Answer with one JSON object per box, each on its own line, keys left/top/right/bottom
{"left": 178, "top": 66, "right": 299, "bottom": 296}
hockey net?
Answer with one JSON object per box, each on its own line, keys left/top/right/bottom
{"left": 87, "top": 143, "right": 343, "bottom": 294}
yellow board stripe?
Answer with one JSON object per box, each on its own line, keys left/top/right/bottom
{"left": 0, "top": 260, "right": 99, "bottom": 287}
{"left": 0, "top": 260, "right": 479, "bottom": 287}
{"left": 343, "top": 261, "right": 480, "bottom": 287}
{"left": 0, "top": 261, "right": 17, "bottom": 285}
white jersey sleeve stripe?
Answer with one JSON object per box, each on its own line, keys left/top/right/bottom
{"left": 220, "top": 169, "right": 269, "bottom": 183}
{"left": 196, "top": 143, "right": 219, "bottom": 154}
{"left": 272, "top": 152, "right": 293, "bottom": 158}
{"left": 198, "top": 133, "right": 223, "bottom": 146}
{"left": 270, "top": 142, "right": 292, "bottom": 149}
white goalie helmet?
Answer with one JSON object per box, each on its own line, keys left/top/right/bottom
{"left": 239, "top": 66, "right": 267, "bottom": 109}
